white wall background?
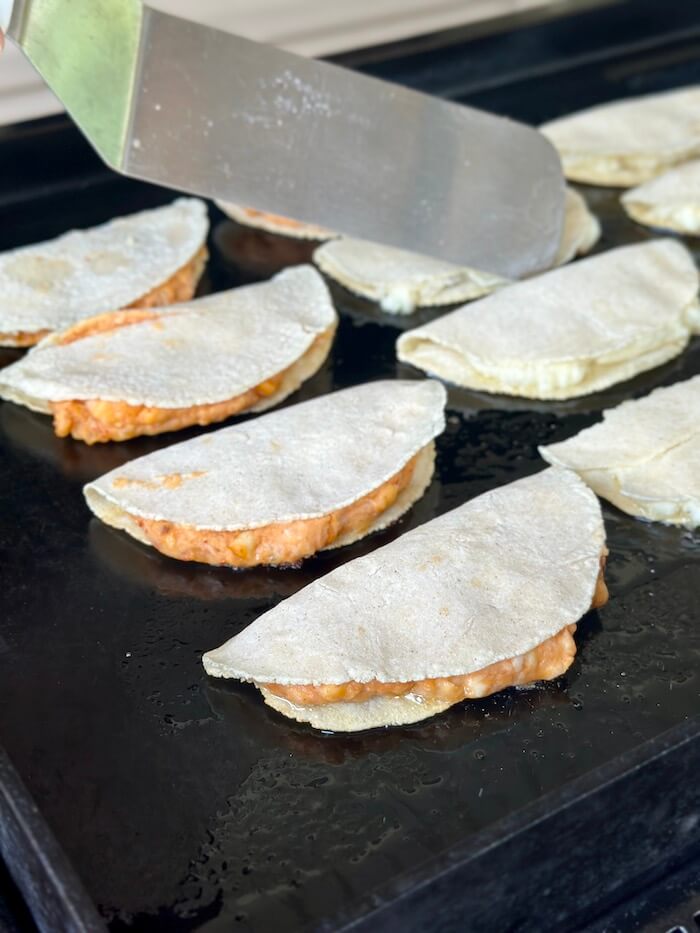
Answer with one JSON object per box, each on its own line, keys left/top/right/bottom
{"left": 0, "top": 0, "right": 559, "bottom": 125}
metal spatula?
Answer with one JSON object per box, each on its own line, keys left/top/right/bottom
{"left": 1, "top": 0, "right": 565, "bottom": 277}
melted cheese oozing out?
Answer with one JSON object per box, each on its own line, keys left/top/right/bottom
{"left": 262, "top": 556, "right": 609, "bottom": 707}
{"left": 132, "top": 452, "right": 420, "bottom": 567}
{"left": 598, "top": 476, "right": 700, "bottom": 527}
{"left": 0, "top": 246, "right": 207, "bottom": 347}
{"left": 380, "top": 286, "right": 418, "bottom": 315}
{"left": 623, "top": 494, "right": 700, "bottom": 529}
{"left": 583, "top": 466, "right": 700, "bottom": 529}
{"left": 50, "top": 328, "right": 333, "bottom": 444}
{"left": 462, "top": 315, "right": 693, "bottom": 397}
{"left": 471, "top": 358, "right": 590, "bottom": 395}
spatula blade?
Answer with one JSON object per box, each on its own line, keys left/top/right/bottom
{"left": 7, "top": 0, "right": 565, "bottom": 277}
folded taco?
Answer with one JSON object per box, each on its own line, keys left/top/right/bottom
{"left": 540, "top": 375, "right": 700, "bottom": 528}
{"left": 621, "top": 159, "right": 700, "bottom": 235}
{"left": 0, "top": 198, "right": 209, "bottom": 347}
{"left": 397, "top": 240, "right": 699, "bottom": 400}
{"left": 0, "top": 266, "right": 337, "bottom": 443}
{"left": 84, "top": 380, "right": 446, "bottom": 567}
{"left": 541, "top": 86, "right": 700, "bottom": 187}
{"left": 217, "top": 202, "right": 335, "bottom": 240}
{"left": 203, "top": 468, "right": 608, "bottom": 731}
{"left": 313, "top": 188, "right": 600, "bottom": 314}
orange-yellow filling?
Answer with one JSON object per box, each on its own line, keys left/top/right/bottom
{"left": 50, "top": 327, "right": 333, "bottom": 444}
{"left": 55, "top": 307, "right": 165, "bottom": 347}
{"left": 240, "top": 208, "right": 309, "bottom": 232}
{"left": 132, "top": 452, "right": 420, "bottom": 567}
{"left": 0, "top": 245, "right": 207, "bottom": 348}
{"left": 1, "top": 329, "right": 51, "bottom": 348}
{"left": 263, "top": 554, "right": 609, "bottom": 706}
{"left": 591, "top": 553, "right": 609, "bottom": 610}
{"left": 125, "top": 245, "right": 208, "bottom": 310}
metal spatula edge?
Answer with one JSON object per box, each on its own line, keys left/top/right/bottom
{"left": 3, "top": 0, "right": 565, "bottom": 277}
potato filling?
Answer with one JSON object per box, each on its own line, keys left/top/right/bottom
{"left": 0, "top": 245, "right": 207, "bottom": 348}
{"left": 132, "top": 451, "right": 420, "bottom": 567}
{"left": 262, "top": 555, "right": 608, "bottom": 706}
{"left": 125, "top": 245, "right": 208, "bottom": 310}
{"left": 50, "top": 328, "right": 333, "bottom": 444}
{"left": 240, "top": 208, "right": 308, "bottom": 231}
{"left": 55, "top": 308, "right": 165, "bottom": 347}
{"left": 1, "top": 329, "right": 51, "bottom": 348}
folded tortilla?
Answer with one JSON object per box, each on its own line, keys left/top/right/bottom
{"left": 540, "top": 375, "right": 700, "bottom": 528}
{"left": 84, "top": 379, "right": 446, "bottom": 567}
{"left": 0, "top": 198, "right": 209, "bottom": 347}
{"left": 541, "top": 86, "right": 700, "bottom": 187}
{"left": 621, "top": 159, "right": 700, "bottom": 235}
{"left": 397, "top": 239, "right": 699, "bottom": 400}
{"left": 0, "top": 266, "right": 338, "bottom": 443}
{"left": 216, "top": 202, "right": 335, "bottom": 240}
{"left": 203, "top": 468, "right": 608, "bottom": 731}
{"left": 313, "top": 188, "right": 600, "bottom": 314}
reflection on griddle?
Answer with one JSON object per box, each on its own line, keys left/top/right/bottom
{"left": 599, "top": 502, "right": 700, "bottom": 596}
{"left": 205, "top": 677, "right": 571, "bottom": 764}
{"left": 0, "top": 403, "right": 176, "bottom": 482}
{"left": 0, "top": 354, "right": 337, "bottom": 484}
{"left": 89, "top": 521, "right": 316, "bottom": 601}
{"left": 212, "top": 219, "right": 319, "bottom": 280}
{"left": 87, "top": 478, "right": 440, "bottom": 603}
{"left": 0, "top": 347, "right": 23, "bottom": 370}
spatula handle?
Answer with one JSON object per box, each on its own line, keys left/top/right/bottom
{"left": 0, "top": 0, "right": 14, "bottom": 33}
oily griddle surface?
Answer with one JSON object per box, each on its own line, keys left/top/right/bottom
{"left": 1, "top": 67, "right": 700, "bottom": 933}
{"left": 0, "top": 181, "right": 698, "bottom": 933}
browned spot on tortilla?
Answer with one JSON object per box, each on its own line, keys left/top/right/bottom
{"left": 418, "top": 552, "right": 446, "bottom": 572}
{"left": 0, "top": 245, "right": 207, "bottom": 348}
{"left": 85, "top": 251, "right": 129, "bottom": 276}
{"left": 112, "top": 470, "right": 207, "bottom": 491}
{"left": 5, "top": 255, "right": 72, "bottom": 289}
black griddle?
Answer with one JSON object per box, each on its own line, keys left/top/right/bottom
{"left": 1, "top": 2, "right": 699, "bottom": 930}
